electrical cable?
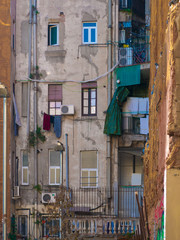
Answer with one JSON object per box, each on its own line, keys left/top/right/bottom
{"left": 17, "top": 59, "right": 120, "bottom": 84}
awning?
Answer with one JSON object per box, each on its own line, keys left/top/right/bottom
{"left": 104, "top": 86, "right": 129, "bottom": 136}
{"left": 116, "top": 65, "right": 141, "bottom": 87}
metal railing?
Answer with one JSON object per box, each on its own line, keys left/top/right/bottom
{"left": 118, "top": 44, "right": 150, "bottom": 66}
{"left": 70, "top": 186, "right": 143, "bottom": 218}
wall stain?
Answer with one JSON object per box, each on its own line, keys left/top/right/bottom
{"left": 81, "top": 133, "right": 96, "bottom": 145}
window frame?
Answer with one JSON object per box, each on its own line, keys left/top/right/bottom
{"left": 48, "top": 23, "right": 59, "bottom": 46}
{"left": 21, "top": 150, "right": 29, "bottom": 185}
{"left": 42, "top": 218, "right": 60, "bottom": 237}
{"left": 49, "top": 150, "right": 62, "bottom": 186}
{"left": 82, "top": 84, "right": 97, "bottom": 116}
{"left": 121, "top": 0, "right": 128, "bottom": 8}
{"left": 82, "top": 22, "right": 97, "bottom": 44}
{"left": 18, "top": 215, "right": 28, "bottom": 237}
{"left": 48, "top": 84, "right": 62, "bottom": 116}
{"left": 80, "top": 150, "right": 98, "bottom": 188}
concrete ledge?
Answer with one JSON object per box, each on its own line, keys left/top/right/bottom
{"left": 45, "top": 49, "right": 66, "bottom": 57}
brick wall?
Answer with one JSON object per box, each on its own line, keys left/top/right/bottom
{"left": 0, "top": 0, "right": 12, "bottom": 236}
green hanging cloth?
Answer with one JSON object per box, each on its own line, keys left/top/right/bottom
{"left": 104, "top": 86, "right": 129, "bottom": 136}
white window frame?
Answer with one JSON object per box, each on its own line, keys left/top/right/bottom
{"left": 80, "top": 151, "right": 98, "bottom": 188}
{"left": 49, "top": 150, "right": 62, "bottom": 185}
{"left": 121, "top": 0, "right": 128, "bottom": 8}
{"left": 21, "top": 150, "right": 29, "bottom": 185}
{"left": 48, "top": 23, "right": 59, "bottom": 46}
{"left": 82, "top": 22, "right": 97, "bottom": 44}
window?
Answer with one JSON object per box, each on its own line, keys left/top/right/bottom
{"left": 121, "top": 0, "right": 127, "bottom": 8}
{"left": 22, "top": 150, "right": 29, "bottom": 185}
{"left": 119, "top": 30, "right": 126, "bottom": 44}
{"left": 42, "top": 218, "right": 60, "bottom": 237}
{"left": 83, "top": 22, "right": 97, "bottom": 44}
{"left": 22, "top": 82, "right": 28, "bottom": 117}
{"left": 82, "top": 82, "right": 97, "bottom": 116}
{"left": 48, "top": 85, "right": 62, "bottom": 115}
{"left": 81, "top": 151, "right": 98, "bottom": 188}
{"left": 49, "top": 150, "right": 62, "bottom": 185}
{"left": 18, "top": 216, "right": 28, "bottom": 237}
{"left": 48, "top": 24, "right": 59, "bottom": 46}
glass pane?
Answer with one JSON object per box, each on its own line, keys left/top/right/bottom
{"left": 83, "top": 99, "right": 88, "bottom": 107}
{"left": 50, "top": 168, "right": 55, "bottom": 184}
{"left": 23, "top": 152, "right": 28, "bottom": 166}
{"left": 23, "top": 168, "right": 28, "bottom": 183}
{"left": 91, "top": 90, "right": 96, "bottom": 98}
{"left": 51, "top": 25, "right": 57, "bottom": 45}
{"left": 50, "top": 151, "right": 60, "bottom": 166}
{"left": 84, "top": 28, "right": 89, "bottom": 43}
{"left": 83, "top": 107, "right": 88, "bottom": 115}
{"left": 56, "top": 168, "right": 60, "bottom": 184}
{"left": 56, "top": 102, "right": 61, "bottom": 108}
{"left": 90, "top": 171, "right": 97, "bottom": 187}
{"left": 91, "top": 106, "right": 96, "bottom": 114}
{"left": 91, "top": 99, "right": 95, "bottom": 106}
{"left": 56, "top": 109, "right": 61, "bottom": 115}
{"left": 50, "top": 102, "right": 55, "bottom": 107}
{"left": 83, "top": 23, "right": 96, "bottom": 27}
{"left": 50, "top": 109, "right": 55, "bottom": 115}
{"left": 82, "top": 171, "right": 88, "bottom": 187}
{"left": 91, "top": 28, "right": 96, "bottom": 43}
{"left": 83, "top": 90, "right": 88, "bottom": 98}
{"left": 81, "top": 151, "right": 97, "bottom": 168}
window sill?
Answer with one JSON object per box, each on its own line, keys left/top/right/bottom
{"left": 45, "top": 48, "right": 66, "bottom": 57}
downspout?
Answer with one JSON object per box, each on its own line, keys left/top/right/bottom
{"left": 65, "top": 134, "right": 69, "bottom": 189}
{"left": 27, "top": 0, "right": 32, "bottom": 136}
{"left": 3, "top": 97, "right": 7, "bottom": 240}
{"left": 107, "top": 0, "right": 112, "bottom": 199}
{"left": 33, "top": 0, "right": 38, "bottom": 239}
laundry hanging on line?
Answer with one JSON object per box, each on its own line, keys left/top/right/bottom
{"left": 43, "top": 113, "right": 61, "bottom": 138}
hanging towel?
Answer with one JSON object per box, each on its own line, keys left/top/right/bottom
{"left": 43, "top": 113, "right": 51, "bottom": 131}
{"left": 54, "top": 115, "right": 61, "bottom": 138}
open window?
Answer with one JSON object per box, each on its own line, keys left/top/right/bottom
{"left": 48, "top": 24, "right": 59, "bottom": 46}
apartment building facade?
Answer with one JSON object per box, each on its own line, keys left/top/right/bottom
{"left": 13, "top": 0, "right": 150, "bottom": 239}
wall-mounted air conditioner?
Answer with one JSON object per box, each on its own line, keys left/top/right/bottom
{"left": 119, "top": 47, "right": 133, "bottom": 66}
{"left": 60, "top": 105, "right": 75, "bottom": 115}
{"left": 14, "top": 186, "right": 20, "bottom": 197}
{"left": 42, "top": 193, "right": 56, "bottom": 204}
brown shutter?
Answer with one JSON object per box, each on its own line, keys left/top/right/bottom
{"left": 48, "top": 84, "right": 62, "bottom": 101}
{"left": 81, "top": 82, "right": 97, "bottom": 89}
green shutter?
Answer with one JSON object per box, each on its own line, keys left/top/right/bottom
{"left": 116, "top": 65, "right": 141, "bottom": 87}
{"left": 50, "top": 25, "right": 57, "bottom": 45}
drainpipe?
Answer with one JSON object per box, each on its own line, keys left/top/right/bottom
{"left": 3, "top": 97, "right": 7, "bottom": 240}
{"left": 65, "top": 134, "right": 69, "bottom": 189}
{"left": 107, "top": 0, "right": 112, "bottom": 198}
{"left": 27, "top": 0, "right": 32, "bottom": 136}
{"left": 33, "top": 0, "right": 38, "bottom": 239}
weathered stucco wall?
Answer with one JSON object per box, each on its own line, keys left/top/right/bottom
{"left": 0, "top": 0, "right": 12, "bottom": 235}
{"left": 15, "top": 0, "right": 110, "bottom": 208}
{"left": 144, "top": 1, "right": 180, "bottom": 238}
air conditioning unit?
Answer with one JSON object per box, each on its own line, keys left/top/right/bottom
{"left": 119, "top": 47, "right": 133, "bottom": 66}
{"left": 14, "top": 186, "right": 20, "bottom": 197}
{"left": 60, "top": 105, "right": 75, "bottom": 115}
{"left": 42, "top": 193, "right": 56, "bottom": 204}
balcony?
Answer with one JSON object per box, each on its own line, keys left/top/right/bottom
{"left": 118, "top": 44, "right": 150, "bottom": 67}
{"left": 67, "top": 186, "right": 143, "bottom": 236}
